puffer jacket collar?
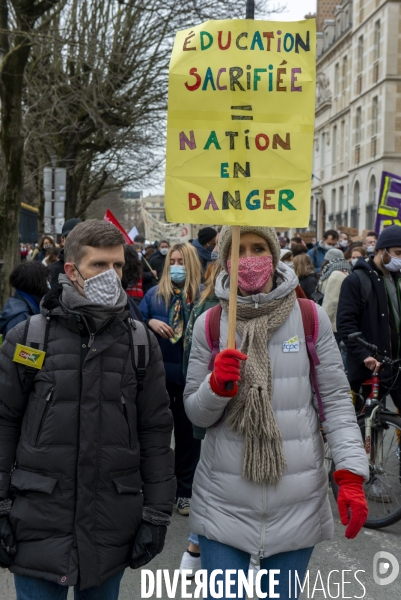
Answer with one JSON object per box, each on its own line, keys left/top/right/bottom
{"left": 41, "top": 280, "right": 130, "bottom": 341}
{"left": 214, "top": 261, "right": 299, "bottom": 306}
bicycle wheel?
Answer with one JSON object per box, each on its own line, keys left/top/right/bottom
{"left": 330, "top": 413, "right": 401, "bottom": 529}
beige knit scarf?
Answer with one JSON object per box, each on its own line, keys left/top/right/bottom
{"left": 220, "top": 290, "right": 296, "bottom": 486}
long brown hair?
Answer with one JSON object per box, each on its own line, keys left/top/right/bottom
{"left": 157, "top": 243, "right": 201, "bottom": 307}
{"left": 293, "top": 254, "right": 316, "bottom": 278}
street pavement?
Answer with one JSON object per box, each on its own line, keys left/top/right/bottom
{"left": 1, "top": 488, "right": 401, "bottom": 599}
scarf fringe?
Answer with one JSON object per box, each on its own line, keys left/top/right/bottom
{"left": 222, "top": 290, "right": 296, "bottom": 487}
{"left": 228, "top": 387, "right": 286, "bottom": 485}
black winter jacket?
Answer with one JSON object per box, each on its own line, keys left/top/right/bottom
{"left": 0, "top": 290, "right": 175, "bottom": 589}
{"left": 298, "top": 273, "right": 318, "bottom": 300}
{"left": 337, "top": 257, "right": 401, "bottom": 390}
{"left": 49, "top": 249, "right": 65, "bottom": 290}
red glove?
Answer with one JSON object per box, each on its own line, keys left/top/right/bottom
{"left": 210, "top": 349, "right": 247, "bottom": 398}
{"left": 333, "top": 469, "right": 368, "bottom": 539}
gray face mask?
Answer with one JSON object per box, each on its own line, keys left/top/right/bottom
{"left": 159, "top": 248, "right": 168, "bottom": 256}
{"left": 383, "top": 250, "right": 401, "bottom": 273}
{"left": 351, "top": 258, "right": 358, "bottom": 267}
{"left": 211, "top": 250, "right": 219, "bottom": 262}
{"left": 75, "top": 266, "right": 122, "bottom": 306}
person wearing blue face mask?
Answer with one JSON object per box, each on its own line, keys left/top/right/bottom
{"left": 140, "top": 243, "right": 202, "bottom": 517}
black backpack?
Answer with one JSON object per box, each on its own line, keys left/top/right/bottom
{"left": 21, "top": 314, "right": 150, "bottom": 395}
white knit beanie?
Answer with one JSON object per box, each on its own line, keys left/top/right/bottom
{"left": 218, "top": 226, "right": 281, "bottom": 271}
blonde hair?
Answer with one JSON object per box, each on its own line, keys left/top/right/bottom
{"left": 199, "top": 260, "right": 222, "bottom": 303}
{"left": 157, "top": 243, "right": 201, "bottom": 307}
{"left": 293, "top": 254, "right": 316, "bottom": 278}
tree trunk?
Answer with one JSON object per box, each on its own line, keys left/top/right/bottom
{"left": 0, "top": 38, "right": 30, "bottom": 307}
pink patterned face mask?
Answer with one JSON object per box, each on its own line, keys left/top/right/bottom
{"left": 227, "top": 255, "right": 274, "bottom": 294}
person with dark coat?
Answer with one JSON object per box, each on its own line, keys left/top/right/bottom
{"left": 149, "top": 240, "right": 170, "bottom": 279}
{"left": 0, "top": 262, "right": 49, "bottom": 337}
{"left": 121, "top": 245, "right": 144, "bottom": 320}
{"left": 307, "top": 229, "right": 339, "bottom": 273}
{"left": 49, "top": 218, "right": 82, "bottom": 289}
{"left": 292, "top": 254, "right": 318, "bottom": 300}
{"left": 33, "top": 235, "right": 55, "bottom": 262}
{"left": 337, "top": 225, "right": 401, "bottom": 401}
{"left": 0, "top": 220, "right": 175, "bottom": 598}
{"left": 140, "top": 242, "right": 201, "bottom": 517}
{"left": 192, "top": 227, "right": 217, "bottom": 274}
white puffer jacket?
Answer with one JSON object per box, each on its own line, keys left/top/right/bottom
{"left": 184, "top": 264, "right": 368, "bottom": 558}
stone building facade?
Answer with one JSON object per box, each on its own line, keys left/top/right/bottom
{"left": 310, "top": 0, "right": 401, "bottom": 238}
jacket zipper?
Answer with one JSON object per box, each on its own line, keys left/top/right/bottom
{"left": 121, "top": 395, "right": 131, "bottom": 447}
{"left": 35, "top": 387, "right": 54, "bottom": 447}
{"left": 259, "top": 484, "right": 267, "bottom": 559}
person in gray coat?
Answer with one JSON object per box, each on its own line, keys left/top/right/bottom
{"left": 0, "top": 220, "right": 175, "bottom": 599}
{"left": 184, "top": 225, "right": 369, "bottom": 599}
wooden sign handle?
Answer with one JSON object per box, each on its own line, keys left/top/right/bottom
{"left": 227, "top": 226, "right": 240, "bottom": 349}
{"left": 225, "top": 226, "right": 240, "bottom": 390}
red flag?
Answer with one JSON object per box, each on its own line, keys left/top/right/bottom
{"left": 103, "top": 209, "right": 133, "bottom": 245}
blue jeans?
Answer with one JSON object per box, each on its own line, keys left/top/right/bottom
{"left": 189, "top": 532, "right": 199, "bottom": 546}
{"left": 14, "top": 571, "right": 124, "bottom": 600}
{"left": 198, "top": 535, "right": 313, "bottom": 600}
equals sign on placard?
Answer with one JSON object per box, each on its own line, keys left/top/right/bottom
{"left": 231, "top": 105, "right": 253, "bottom": 120}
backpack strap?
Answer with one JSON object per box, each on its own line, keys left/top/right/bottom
{"left": 298, "top": 298, "right": 326, "bottom": 422}
{"left": 354, "top": 269, "right": 372, "bottom": 306}
{"left": 126, "top": 318, "right": 150, "bottom": 392}
{"left": 22, "top": 314, "right": 51, "bottom": 395}
{"left": 205, "top": 304, "right": 222, "bottom": 371}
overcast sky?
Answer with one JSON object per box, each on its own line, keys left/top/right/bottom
{"left": 268, "top": 0, "right": 317, "bottom": 20}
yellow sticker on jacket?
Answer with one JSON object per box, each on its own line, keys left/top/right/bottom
{"left": 13, "top": 344, "right": 46, "bottom": 369}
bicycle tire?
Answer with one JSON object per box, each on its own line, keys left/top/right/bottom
{"left": 330, "top": 413, "right": 401, "bottom": 529}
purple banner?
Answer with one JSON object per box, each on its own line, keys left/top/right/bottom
{"left": 375, "top": 171, "right": 401, "bottom": 233}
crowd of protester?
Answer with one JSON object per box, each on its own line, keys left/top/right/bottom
{"left": 1, "top": 217, "right": 400, "bottom": 599}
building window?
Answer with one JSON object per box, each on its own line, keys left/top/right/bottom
{"left": 358, "top": 36, "right": 364, "bottom": 73}
{"left": 372, "top": 96, "right": 378, "bottom": 136}
{"left": 353, "top": 181, "right": 360, "bottom": 207}
{"left": 366, "top": 177, "right": 376, "bottom": 231}
{"left": 320, "top": 132, "right": 325, "bottom": 178}
{"left": 374, "top": 21, "right": 381, "bottom": 61}
{"left": 332, "top": 125, "right": 337, "bottom": 167}
{"left": 334, "top": 63, "right": 340, "bottom": 96}
{"left": 331, "top": 189, "right": 336, "bottom": 215}
{"left": 339, "top": 186, "right": 344, "bottom": 213}
{"left": 353, "top": 181, "right": 360, "bottom": 230}
{"left": 342, "top": 56, "right": 348, "bottom": 92}
{"left": 356, "top": 107, "right": 362, "bottom": 144}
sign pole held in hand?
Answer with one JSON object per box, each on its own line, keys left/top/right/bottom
{"left": 227, "top": 0, "right": 253, "bottom": 350}
{"left": 226, "top": 0, "right": 254, "bottom": 388}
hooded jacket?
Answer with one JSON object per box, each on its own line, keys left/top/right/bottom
{"left": 307, "top": 242, "right": 327, "bottom": 273}
{"left": 0, "top": 279, "right": 175, "bottom": 589}
{"left": 337, "top": 256, "right": 401, "bottom": 390}
{"left": 184, "top": 264, "right": 368, "bottom": 557}
{"left": 0, "top": 291, "right": 40, "bottom": 337}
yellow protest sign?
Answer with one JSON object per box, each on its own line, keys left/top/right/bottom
{"left": 165, "top": 19, "right": 316, "bottom": 227}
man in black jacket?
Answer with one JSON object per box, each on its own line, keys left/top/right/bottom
{"left": 337, "top": 224, "right": 401, "bottom": 402}
{"left": 49, "top": 218, "right": 81, "bottom": 290}
{"left": 149, "top": 240, "right": 170, "bottom": 279}
{"left": 0, "top": 220, "right": 175, "bottom": 598}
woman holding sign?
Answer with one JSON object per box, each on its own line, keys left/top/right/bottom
{"left": 140, "top": 243, "right": 202, "bottom": 517}
{"left": 184, "top": 226, "right": 369, "bottom": 599}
